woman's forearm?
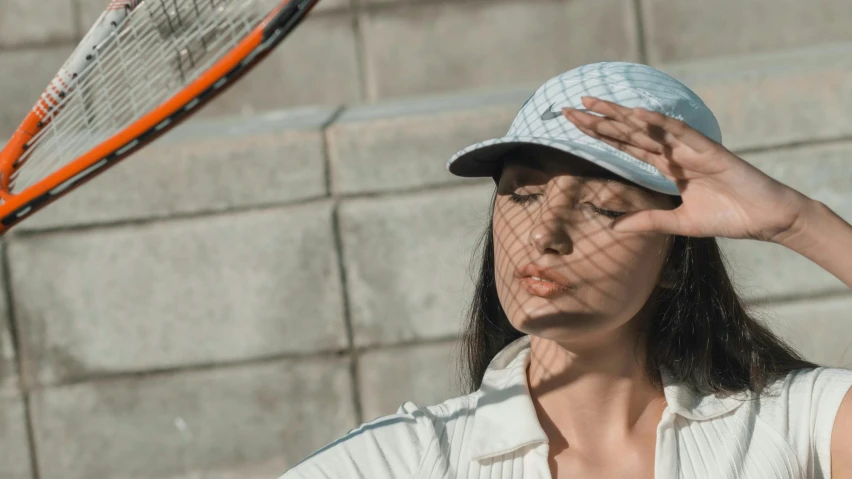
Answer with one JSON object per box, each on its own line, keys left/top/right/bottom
{"left": 777, "top": 198, "right": 852, "bottom": 289}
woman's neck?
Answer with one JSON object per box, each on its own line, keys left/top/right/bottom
{"left": 525, "top": 329, "right": 667, "bottom": 459}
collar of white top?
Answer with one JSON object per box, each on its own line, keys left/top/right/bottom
{"left": 468, "top": 334, "right": 754, "bottom": 462}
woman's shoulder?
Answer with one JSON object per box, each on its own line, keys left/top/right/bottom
{"left": 383, "top": 390, "right": 482, "bottom": 455}
{"left": 675, "top": 366, "right": 852, "bottom": 448}
{"left": 759, "top": 365, "right": 852, "bottom": 404}
{"left": 394, "top": 389, "right": 480, "bottom": 424}
{"left": 746, "top": 366, "right": 852, "bottom": 477}
{"left": 663, "top": 367, "right": 852, "bottom": 478}
{"left": 279, "top": 391, "right": 480, "bottom": 479}
{"left": 744, "top": 365, "right": 852, "bottom": 419}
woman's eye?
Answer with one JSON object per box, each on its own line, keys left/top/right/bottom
{"left": 509, "top": 193, "right": 540, "bottom": 205}
{"left": 587, "top": 203, "right": 627, "bottom": 219}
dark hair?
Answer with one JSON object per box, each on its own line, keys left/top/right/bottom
{"left": 456, "top": 187, "right": 820, "bottom": 397}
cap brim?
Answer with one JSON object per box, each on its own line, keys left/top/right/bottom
{"left": 446, "top": 136, "right": 681, "bottom": 196}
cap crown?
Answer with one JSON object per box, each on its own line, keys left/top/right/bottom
{"left": 510, "top": 62, "right": 723, "bottom": 173}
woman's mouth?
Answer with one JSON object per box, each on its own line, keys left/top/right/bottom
{"left": 519, "top": 276, "right": 572, "bottom": 298}
{"left": 515, "top": 263, "right": 574, "bottom": 298}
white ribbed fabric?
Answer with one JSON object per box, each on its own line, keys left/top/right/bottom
{"left": 280, "top": 335, "right": 852, "bottom": 479}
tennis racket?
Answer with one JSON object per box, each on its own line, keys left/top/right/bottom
{"left": 0, "top": 0, "right": 321, "bottom": 234}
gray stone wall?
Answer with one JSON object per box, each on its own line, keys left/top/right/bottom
{"left": 0, "top": 0, "right": 851, "bottom": 477}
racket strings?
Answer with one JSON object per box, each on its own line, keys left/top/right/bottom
{"left": 12, "top": 0, "right": 277, "bottom": 195}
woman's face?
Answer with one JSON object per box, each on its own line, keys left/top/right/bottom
{"left": 493, "top": 146, "right": 677, "bottom": 344}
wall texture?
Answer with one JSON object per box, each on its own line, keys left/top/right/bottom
{"left": 0, "top": 0, "right": 851, "bottom": 478}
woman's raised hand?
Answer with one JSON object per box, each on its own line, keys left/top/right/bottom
{"left": 563, "top": 96, "right": 810, "bottom": 244}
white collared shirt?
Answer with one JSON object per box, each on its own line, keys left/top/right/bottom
{"left": 281, "top": 335, "right": 852, "bottom": 479}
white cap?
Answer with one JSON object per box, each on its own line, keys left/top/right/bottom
{"left": 446, "top": 62, "right": 722, "bottom": 196}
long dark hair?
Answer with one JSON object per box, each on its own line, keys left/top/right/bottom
{"left": 456, "top": 187, "right": 819, "bottom": 397}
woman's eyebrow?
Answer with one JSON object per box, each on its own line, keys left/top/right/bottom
{"left": 506, "top": 156, "right": 658, "bottom": 196}
{"left": 506, "top": 155, "right": 546, "bottom": 172}
{"left": 581, "top": 175, "right": 656, "bottom": 197}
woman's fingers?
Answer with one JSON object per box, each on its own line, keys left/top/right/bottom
{"left": 563, "top": 108, "right": 664, "bottom": 154}
{"left": 577, "top": 96, "right": 717, "bottom": 154}
{"left": 579, "top": 96, "right": 633, "bottom": 121}
{"left": 564, "top": 96, "right": 735, "bottom": 180}
{"left": 631, "top": 108, "right": 718, "bottom": 154}
{"left": 571, "top": 123, "right": 683, "bottom": 181}
{"left": 580, "top": 97, "right": 682, "bottom": 146}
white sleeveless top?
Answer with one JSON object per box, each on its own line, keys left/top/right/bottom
{"left": 280, "top": 335, "right": 852, "bottom": 479}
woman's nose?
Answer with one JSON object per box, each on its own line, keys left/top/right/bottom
{"left": 528, "top": 202, "right": 573, "bottom": 255}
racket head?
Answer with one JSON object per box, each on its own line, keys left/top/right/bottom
{"left": 0, "top": 0, "right": 321, "bottom": 234}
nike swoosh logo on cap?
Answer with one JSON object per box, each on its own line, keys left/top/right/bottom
{"left": 540, "top": 103, "right": 562, "bottom": 121}
{"left": 541, "top": 104, "right": 589, "bottom": 121}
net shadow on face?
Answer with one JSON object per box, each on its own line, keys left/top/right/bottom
{"left": 489, "top": 145, "right": 678, "bottom": 360}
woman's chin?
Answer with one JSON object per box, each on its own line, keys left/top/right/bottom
{"left": 515, "top": 295, "right": 590, "bottom": 317}
{"left": 511, "top": 307, "right": 602, "bottom": 334}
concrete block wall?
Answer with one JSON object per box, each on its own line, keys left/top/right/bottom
{"left": 0, "top": 0, "right": 851, "bottom": 477}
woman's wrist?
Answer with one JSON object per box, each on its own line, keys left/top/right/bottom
{"left": 774, "top": 196, "right": 852, "bottom": 288}
{"left": 772, "top": 194, "right": 822, "bottom": 250}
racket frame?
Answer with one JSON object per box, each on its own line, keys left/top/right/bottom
{"left": 0, "top": 0, "right": 319, "bottom": 233}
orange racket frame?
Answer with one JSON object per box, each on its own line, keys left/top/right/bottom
{"left": 0, "top": 0, "right": 320, "bottom": 234}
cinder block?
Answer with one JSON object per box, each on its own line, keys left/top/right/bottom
{"left": 0, "top": 47, "right": 75, "bottom": 141}
{"left": 721, "top": 238, "right": 847, "bottom": 303}
{"left": 720, "top": 141, "right": 852, "bottom": 302}
{"left": 30, "top": 357, "right": 356, "bottom": 479}
{"left": 328, "top": 88, "right": 529, "bottom": 194}
{"left": 662, "top": 44, "right": 852, "bottom": 152}
{"left": 358, "top": 339, "right": 462, "bottom": 421}
{"left": 339, "top": 183, "right": 494, "bottom": 347}
{"left": 0, "top": 0, "right": 75, "bottom": 47}
{"left": 198, "top": 13, "right": 361, "bottom": 118}
{"left": 643, "top": 0, "right": 852, "bottom": 64}
{"left": 360, "top": 0, "right": 639, "bottom": 100}
{"left": 745, "top": 142, "right": 852, "bottom": 220}
{"left": 756, "top": 295, "right": 852, "bottom": 368}
{"left": 0, "top": 394, "right": 32, "bottom": 479}
{"left": 18, "top": 108, "right": 335, "bottom": 231}
{"left": 9, "top": 201, "right": 347, "bottom": 387}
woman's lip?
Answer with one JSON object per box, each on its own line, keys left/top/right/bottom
{"left": 515, "top": 263, "right": 574, "bottom": 288}
{"left": 520, "top": 277, "right": 572, "bottom": 298}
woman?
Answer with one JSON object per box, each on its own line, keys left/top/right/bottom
{"left": 281, "top": 62, "right": 852, "bottom": 478}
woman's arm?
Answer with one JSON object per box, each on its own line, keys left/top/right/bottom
{"left": 775, "top": 199, "right": 852, "bottom": 288}
{"left": 784, "top": 201, "right": 852, "bottom": 479}
{"left": 279, "top": 407, "right": 430, "bottom": 479}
